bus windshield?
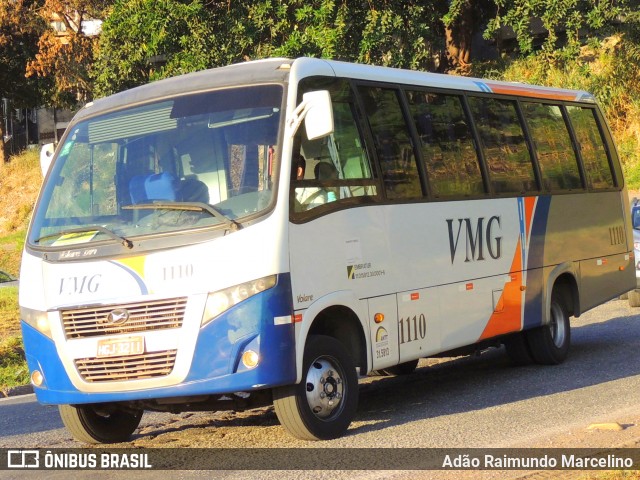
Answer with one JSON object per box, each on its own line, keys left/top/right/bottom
{"left": 30, "top": 84, "right": 283, "bottom": 248}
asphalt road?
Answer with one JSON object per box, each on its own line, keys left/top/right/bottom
{"left": 2, "top": 298, "right": 640, "bottom": 479}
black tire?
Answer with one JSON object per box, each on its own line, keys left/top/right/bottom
{"left": 273, "top": 335, "right": 358, "bottom": 440}
{"left": 503, "top": 332, "right": 534, "bottom": 366}
{"left": 526, "top": 292, "right": 571, "bottom": 365}
{"left": 370, "top": 359, "right": 419, "bottom": 376}
{"left": 59, "top": 404, "right": 143, "bottom": 444}
{"left": 629, "top": 290, "right": 640, "bottom": 307}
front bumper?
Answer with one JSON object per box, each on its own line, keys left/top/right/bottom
{"left": 22, "top": 275, "right": 297, "bottom": 405}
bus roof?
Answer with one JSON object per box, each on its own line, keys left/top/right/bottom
{"left": 291, "top": 57, "right": 596, "bottom": 103}
{"left": 76, "top": 57, "right": 596, "bottom": 123}
{"left": 75, "top": 58, "right": 294, "bottom": 122}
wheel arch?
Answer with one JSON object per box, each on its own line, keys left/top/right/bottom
{"left": 545, "top": 264, "right": 580, "bottom": 324}
{"left": 294, "top": 292, "right": 370, "bottom": 383}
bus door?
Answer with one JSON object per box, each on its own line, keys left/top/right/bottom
{"left": 396, "top": 289, "right": 441, "bottom": 363}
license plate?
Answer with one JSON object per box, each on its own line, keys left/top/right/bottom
{"left": 97, "top": 336, "right": 145, "bottom": 358}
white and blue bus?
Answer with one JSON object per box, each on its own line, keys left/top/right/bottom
{"left": 20, "top": 58, "right": 635, "bottom": 442}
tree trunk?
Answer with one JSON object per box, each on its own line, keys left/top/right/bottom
{"left": 444, "top": 0, "right": 475, "bottom": 73}
{"left": 0, "top": 118, "right": 6, "bottom": 165}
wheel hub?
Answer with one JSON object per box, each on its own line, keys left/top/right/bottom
{"left": 305, "top": 358, "right": 344, "bottom": 419}
{"left": 550, "top": 302, "right": 566, "bottom": 348}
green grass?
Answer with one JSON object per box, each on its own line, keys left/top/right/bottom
{"left": 585, "top": 472, "right": 640, "bottom": 479}
{"left": 0, "top": 275, "right": 28, "bottom": 393}
{"left": 0, "top": 335, "right": 29, "bottom": 395}
{"left": 0, "top": 148, "right": 40, "bottom": 393}
{"left": 0, "top": 230, "right": 24, "bottom": 281}
{"left": 0, "top": 286, "right": 20, "bottom": 335}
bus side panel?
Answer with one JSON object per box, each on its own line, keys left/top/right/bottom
{"left": 544, "top": 192, "right": 628, "bottom": 265}
{"left": 545, "top": 192, "right": 634, "bottom": 311}
{"left": 580, "top": 253, "right": 634, "bottom": 311}
{"left": 290, "top": 199, "right": 523, "bottom": 360}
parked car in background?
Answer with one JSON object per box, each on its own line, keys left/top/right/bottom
{"left": 0, "top": 270, "right": 18, "bottom": 288}
{"left": 629, "top": 199, "right": 640, "bottom": 306}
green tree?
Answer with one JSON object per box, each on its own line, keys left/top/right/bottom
{"left": 26, "top": 0, "right": 112, "bottom": 106}
{"left": 483, "top": 0, "right": 629, "bottom": 59}
{"left": 94, "top": 0, "right": 446, "bottom": 95}
{"left": 0, "top": 0, "right": 46, "bottom": 164}
{"left": 93, "top": 0, "right": 219, "bottom": 97}
{"left": 357, "top": 1, "right": 445, "bottom": 70}
{"left": 443, "top": 0, "right": 495, "bottom": 72}
{"left": 93, "top": 0, "right": 640, "bottom": 96}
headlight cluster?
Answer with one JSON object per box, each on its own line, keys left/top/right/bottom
{"left": 201, "top": 275, "right": 277, "bottom": 326}
{"left": 21, "top": 307, "right": 53, "bottom": 339}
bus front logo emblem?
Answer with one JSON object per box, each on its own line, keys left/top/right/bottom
{"left": 107, "top": 309, "right": 130, "bottom": 326}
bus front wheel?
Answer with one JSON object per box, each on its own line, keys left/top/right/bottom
{"left": 59, "top": 404, "right": 143, "bottom": 444}
{"left": 527, "top": 292, "right": 571, "bottom": 365}
{"left": 273, "top": 335, "right": 358, "bottom": 440}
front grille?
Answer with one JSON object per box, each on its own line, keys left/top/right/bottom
{"left": 62, "top": 298, "right": 187, "bottom": 339}
{"left": 75, "top": 350, "right": 177, "bottom": 382}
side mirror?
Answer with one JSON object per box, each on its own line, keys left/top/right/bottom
{"left": 40, "top": 143, "right": 55, "bottom": 176}
{"left": 289, "top": 90, "right": 334, "bottom": 140}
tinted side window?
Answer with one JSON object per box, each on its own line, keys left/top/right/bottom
{"left": 521, "top": 102, "right": 583, "bottom": 191}
{"left": 358, "top": 86, "right": 422, "bottom": 200}
{"left": 566, "top": 106, "right": 614, "bottom": 189}
{"left": 406, "top": 90, "right": 484, "bottom": 197}
{"left": 468, "top": 96, "right": 537, "bottom": 194}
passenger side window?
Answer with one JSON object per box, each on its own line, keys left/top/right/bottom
{"left": 292, "top": 78, "right": 377, "bottom": 214}
{"left": 522, "top": 102, "right": 583, "bottom": 191}
{"left": 406, "top": 90, "right": 484, "bottom": 197}
{"left": 468, "top": 96, "right": 537, "bottom": 194}
{"left": 358, "top": 86, "right": 423, "bottom": 200}
{"left": 566, "top": 106, "right": 615, "bottom": 190}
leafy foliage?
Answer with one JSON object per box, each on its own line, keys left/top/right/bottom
{"left": 0, "top": 0, "right": 45, "bottom": 105}
{"left": 25, "top": 0, "right": 111, "bottom": 106}
{"left": 93, "top": 0, "right": 446, "bottom": 95}
{"left": 93, "top": 0, "right": 219, "bottom": 97}
{"left": 483, "top": 0, "right": 630, "bottom": 59}
{"left": 3, "top": 0, "right": 640, "bottom": 185}
{"left": 0, "top": 0, "right": 46, "bottom": 163}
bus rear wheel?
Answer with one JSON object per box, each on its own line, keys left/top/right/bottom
{"left": 526, "top": 292, "right": 571, "bottom": 365}
{"left": 273, "top": 335, "right": 358, "bottom": 440}
{"left": 59, "top": 404, "right": 143, "bottom": 444}
{"left": 503, "top": 332, "right": 534, "bottom": 366}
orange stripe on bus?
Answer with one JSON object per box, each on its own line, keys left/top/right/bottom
{"left": 479, "top": 241, "right": 524, "bottom": 340}
{"left": 524, "top": 197, "right": 537, "bottom": 240}
{"left": 485, "top": 83, "right": 578, "bottom": 102}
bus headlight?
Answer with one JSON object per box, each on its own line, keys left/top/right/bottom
{"left": 20, "top": 307, "right": 53, "bottom": 340}
{"left": 201, "top": 275, "right": 277, "bottom": 326}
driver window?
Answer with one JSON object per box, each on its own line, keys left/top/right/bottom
{"left": 292, "top": 78, "right": 377, "bottom": 215}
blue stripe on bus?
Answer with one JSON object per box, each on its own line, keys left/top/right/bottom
{"left": 517, "top": 197, "right": 527, "bottom": 270}
{"left": 473, "top": 81, "right": 493, "bottom": 93}
{"left": 523, "top": 196, "right": 551, "bottom": 329}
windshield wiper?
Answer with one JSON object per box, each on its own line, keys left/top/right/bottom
{"left": 35, "top": 225, "right": 134, "bottom": 249}
{"left": 123, "top": 201, "right": 242, "bottom": 231}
